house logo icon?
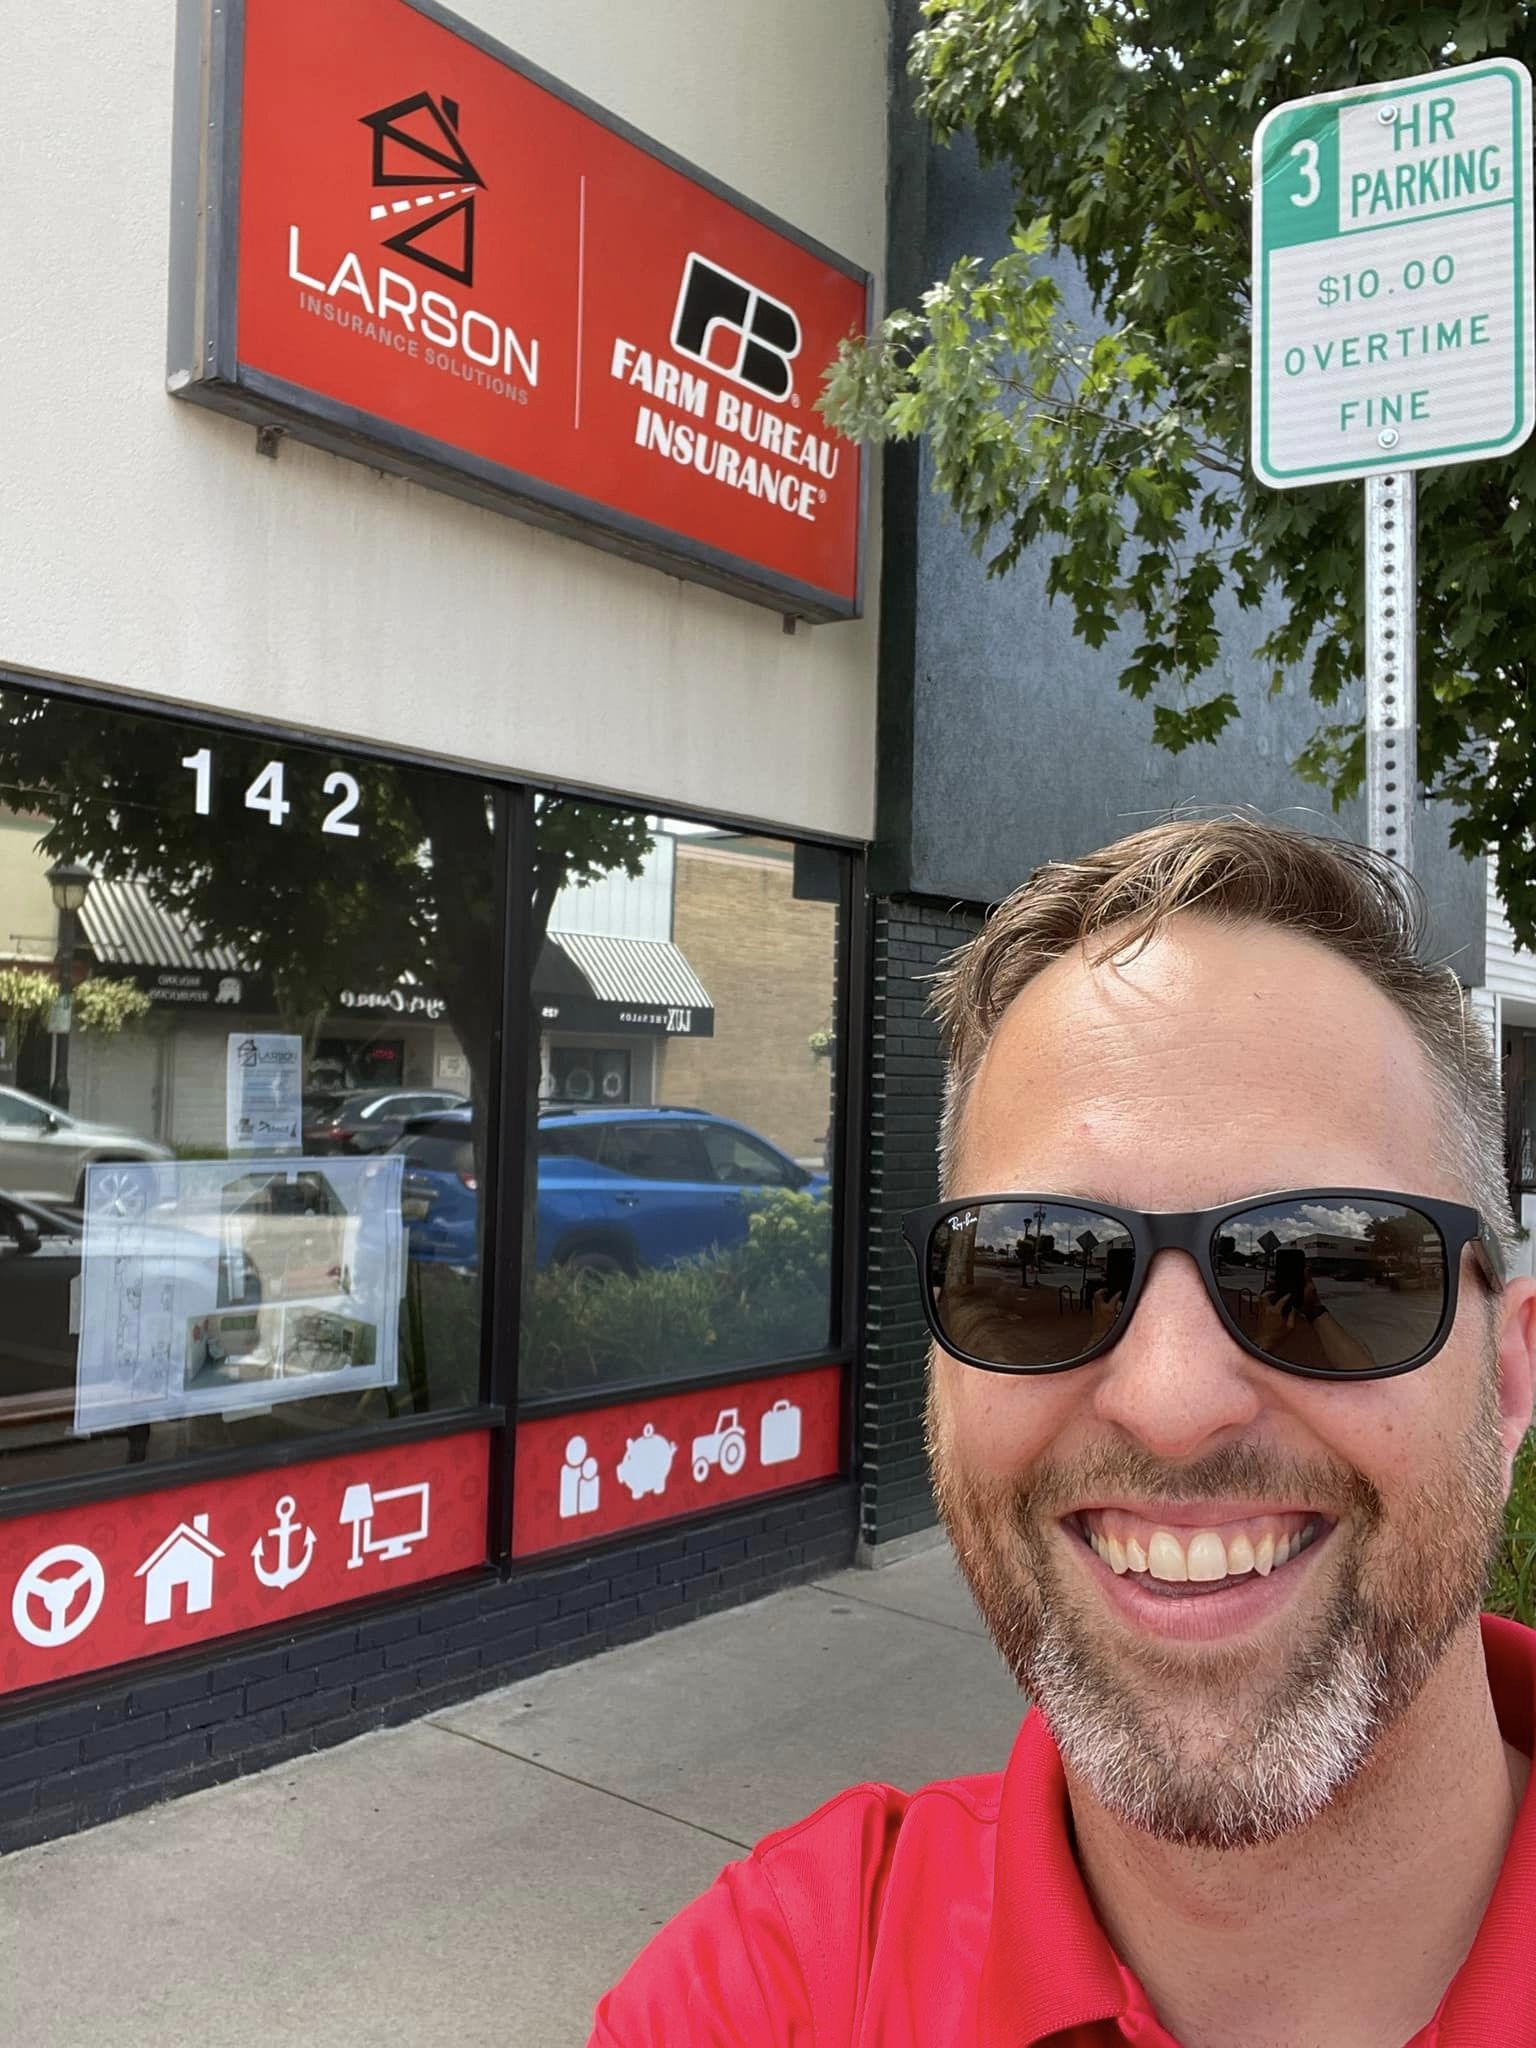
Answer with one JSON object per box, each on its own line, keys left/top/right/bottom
{"left": 671, "top": 253, "right": 802, "bottom": 403}
{"left": 359, "top": 89, "right": 486, "bottom": 288}
{"left": 136, "top": 1512, "right": 224, "bottom": 1625}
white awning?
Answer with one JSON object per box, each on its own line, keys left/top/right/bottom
{"left": 546, "top": 933, "right": 712, "bottom": 1014}
{"left": 80, "top": 877, "right": 242, "bottom": 973}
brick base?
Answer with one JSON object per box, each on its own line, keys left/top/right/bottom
{"left": 0, "top": 1481, "right": 856, "bottom": 1851}
{"left": 861, "top": 897, "right": 983, "bottom": 1550}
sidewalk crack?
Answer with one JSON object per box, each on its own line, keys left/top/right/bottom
{"left": 806, "top": 1581, "right": 985, "bottom": 1639}
{"left": 424, "top": 1720, "right": 754, "bottom": 1853}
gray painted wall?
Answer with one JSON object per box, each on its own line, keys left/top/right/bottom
{"left": 879, "top": 9, "right": 1486, "bottom": 980}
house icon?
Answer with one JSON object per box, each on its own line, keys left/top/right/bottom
{"left": 135, "top": 1513, "right": 224, "bottom": 1625}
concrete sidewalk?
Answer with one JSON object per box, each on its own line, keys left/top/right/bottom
{"left": 0, "top": 1542, "right": 1025, "bottom": 2047}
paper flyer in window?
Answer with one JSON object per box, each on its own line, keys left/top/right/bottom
{"left": 226, "top": 1033, "right": 303, "bottom": 1153}
{"left": 73, "top": 1155, "right": 405, "bottom": 1432}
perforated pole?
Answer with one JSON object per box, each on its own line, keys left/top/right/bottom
{"left": 1364, "top": 471, "right": 1417, "bottom": 872}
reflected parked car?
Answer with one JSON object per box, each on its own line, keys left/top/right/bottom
{"left": 394, "top": 1104, "right": 826, "bottom": 1274}
{"left": 0, "top": 1085, "right": 171, "bottom": 1206}
{"left": 396, "top": 1113, "right": 480, "bottom": 1268}
{"left": 0, "top": 1189, "right": 257, "bottom": 1405}
{"left": 302, "top": 1088, "right": 467, "bottom": 1156}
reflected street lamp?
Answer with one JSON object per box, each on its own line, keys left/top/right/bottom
{"left": 46, "top": 859, "right": 94, "bottom": 1111}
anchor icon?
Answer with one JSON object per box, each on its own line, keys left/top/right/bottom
{"left": 251, "top": 1495, "right": 316, "bottom": 1591}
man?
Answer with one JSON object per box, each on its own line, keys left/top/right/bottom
{"left": 590, "top": 817, "right": 1536, "bottom": 2047}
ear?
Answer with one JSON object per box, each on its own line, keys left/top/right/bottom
{"left": 1494, "top": 1276, "right": 1536, "bottom": 1487}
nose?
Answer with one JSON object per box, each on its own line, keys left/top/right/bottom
{"left": 1090, "top": 1249, "right": 1264, "bottom": 1458}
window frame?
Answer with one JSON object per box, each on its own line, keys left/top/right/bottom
{"left": 596, "top": 1118, "right": 713, "bottom": 1184}
{"left": 512, "top": 823, "right": 865, "bottom": 1433}
{"left": 697, "top": 1120, "right": 804, "bottom": 1190}
{"left": 0, "top": 667, "right": 864, "bottom": 1563}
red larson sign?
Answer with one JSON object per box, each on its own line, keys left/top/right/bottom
{"left": 174, "top": 0, "right": 868, "bottom": 620}
{"left": 0, "top": 1431, "right": 489, "bottom": 1698}
{"left": 512, "top": 1366, "right": 843, "bottom": 1558}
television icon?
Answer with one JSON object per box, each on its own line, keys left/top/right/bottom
{"left": 338, "top": 1480, "right": 431, "bottom": 1568}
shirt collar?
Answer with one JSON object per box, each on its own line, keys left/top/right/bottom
{"left": 980, "top": 1615, "right": 1536, "bottom": 2047}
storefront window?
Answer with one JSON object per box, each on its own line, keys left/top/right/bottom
{"left": 519, "top": 801, "right": 841, "bottom": 1397}
{"left": 0, "top": 686, "right": 503, "bottom": 1487}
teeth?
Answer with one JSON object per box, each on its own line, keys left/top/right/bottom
{"left": 1186, "top": 1532, "right": 1227, "bottom": 1582}
{"left": 1084, "top": 1517, "right": 1320, "bottom": 1586}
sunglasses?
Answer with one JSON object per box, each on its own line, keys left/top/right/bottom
{"left": 901, "top": 1189, "right": 1503, "bottom": 1383}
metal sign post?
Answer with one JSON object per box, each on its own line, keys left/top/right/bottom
{"left": 1363, "top": 472, "right": 1416, "bottom": 868}
{"left": 1252, "top": 58, "right": 1534, "bottom": 868}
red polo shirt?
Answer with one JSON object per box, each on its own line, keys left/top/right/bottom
{"left": 590, "top": 1615, "right": 1536, "bottom": 2045}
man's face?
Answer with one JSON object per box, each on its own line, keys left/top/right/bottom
{"left": 929, "top": 915, "right": 1525, "bottom": 1849}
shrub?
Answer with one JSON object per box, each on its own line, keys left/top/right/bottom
{"left": 73, "top": 976, "right": 153, "bottom": 1034}
{"left": 0, "top": 967, "right": 58, "bottom": 1031}
{"left": 399, "top": 1259, "right": 482, "bottom": 1410}
{"left": 518, "top": 1187, "right": 832, "bottom": 1398}
{"left": 1489, "top": 1433, "right": 1536, "bottom": 1628}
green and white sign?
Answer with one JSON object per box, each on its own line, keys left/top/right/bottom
{"left": 1253, "top": 60, "right": 1534, "bottom": 488}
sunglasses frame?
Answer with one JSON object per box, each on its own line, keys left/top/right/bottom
{"left": 901, "top": 1188, "right": 1504, "bottom": 1384}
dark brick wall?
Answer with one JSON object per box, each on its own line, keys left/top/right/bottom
{"left": 860, "top": 897, "right": 982, "bottom": 1548}
{"left": 0, "top": 1480, "right": 855, "bottom": 1852}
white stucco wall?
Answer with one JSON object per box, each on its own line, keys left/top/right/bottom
{"left": 0, "top": 2, "right": 886, "bottom": 840}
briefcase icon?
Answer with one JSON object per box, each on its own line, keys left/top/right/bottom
{"left": 760, "top": 1399, "right": 802, "bottom": 1467}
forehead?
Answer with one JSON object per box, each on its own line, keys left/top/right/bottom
{"left": 955, "top": 915, "right": 1447, "bottom": 1207}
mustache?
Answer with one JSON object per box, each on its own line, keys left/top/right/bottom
{"left": 988, "top": 1438, "right": 1384, "bottom": 1528}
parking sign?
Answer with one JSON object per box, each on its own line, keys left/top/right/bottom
{"left": 1252, "top": 59, "right": 1534, "bottom": 487}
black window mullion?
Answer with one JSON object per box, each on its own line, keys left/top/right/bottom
{"left": 482, "top": 784, "right": 536, "bottom": 1571}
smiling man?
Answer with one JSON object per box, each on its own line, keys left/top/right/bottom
{"left": 590, "top": 818, "right": 1536, "bottom": 2048}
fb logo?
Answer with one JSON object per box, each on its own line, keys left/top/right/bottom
{"left": 671, "top": 253, "right": 801, "bottom": 402}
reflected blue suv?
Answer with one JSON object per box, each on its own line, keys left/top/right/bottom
{"left": 395, "top": 1105, "right": 828, "bottom": 1274}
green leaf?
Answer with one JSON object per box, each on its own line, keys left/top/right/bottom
{"left": 820, "top": 0, "right": 1536, "bottom": 942}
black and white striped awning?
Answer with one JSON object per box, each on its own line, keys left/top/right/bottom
{"left": 537, "top": 933, "right": 714, "bottom": 1037}
{"left": 80, "top": 877, "right": 242, "bottom": 973}
{"left": 80, "top": 877, "right": 714, "bottom": 1036}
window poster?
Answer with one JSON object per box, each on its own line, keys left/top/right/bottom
{"left": 226, "top": 1032, "right": 303, "bottom": 1153}
{"left": 74, "top": 1157, "right": 405, "bottom": 1431}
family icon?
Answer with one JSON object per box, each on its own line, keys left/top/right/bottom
{"left": 560, "top": 1435, "right": 601, "bottom": 1519}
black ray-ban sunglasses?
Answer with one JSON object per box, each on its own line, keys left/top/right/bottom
{"left": 902, "top": 1190, "right": 1504, "bottom": 1383}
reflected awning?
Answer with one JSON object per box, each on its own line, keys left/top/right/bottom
{"left": 81, "top": 877, "right": 242, "bottom": 975}
{"left": 535, "top": 933, "right": 714, "bottom": 1038}
{"left": 80, "top": 877, "right": 260, "bottom": 1007}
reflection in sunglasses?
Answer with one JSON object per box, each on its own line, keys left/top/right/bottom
{"left": 927, "top": 1197, "right": 1450, "bottom": 1375}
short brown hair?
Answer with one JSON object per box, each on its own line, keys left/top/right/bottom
{"left": 931, "top": 816, "right": 1512, "bottom": 1262}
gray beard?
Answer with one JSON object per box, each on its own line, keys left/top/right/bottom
{"left": 931, "top": 1409, "right": 1505, "bottom": 1849}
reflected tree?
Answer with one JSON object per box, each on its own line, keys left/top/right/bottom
{"left": 0, "top": 693, "right": 655, "bottom": 1127}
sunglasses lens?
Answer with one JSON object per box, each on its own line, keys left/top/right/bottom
{"left": 1216, "top": 1198, "right": 1448, "bottom": 1372}
{"left": 924, "top": 1201, "right": 1136, "bottom": 1370}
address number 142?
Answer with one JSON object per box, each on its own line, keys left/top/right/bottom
{"left": 180, "top": 748, "right": 361, "bottom": 837}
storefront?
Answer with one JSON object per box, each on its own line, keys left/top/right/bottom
{"left": 0, "top": 0, "right": 883, "bottom": 1845}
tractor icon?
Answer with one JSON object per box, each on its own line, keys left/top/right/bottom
{"left": 692, "top": 1407, "right": 748, "bottom": 1484}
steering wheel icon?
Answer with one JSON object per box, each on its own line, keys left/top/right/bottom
{"left": 12, "top": 1544, "right": 105, "bottom": 1648}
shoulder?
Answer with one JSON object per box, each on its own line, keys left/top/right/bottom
{"left": 589, "top": 1772, "right": 1003, "bottom": 2047}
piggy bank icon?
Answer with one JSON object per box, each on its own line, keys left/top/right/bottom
{"left": 617, "top": 1423, "right": 676, "bottom": 1501}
